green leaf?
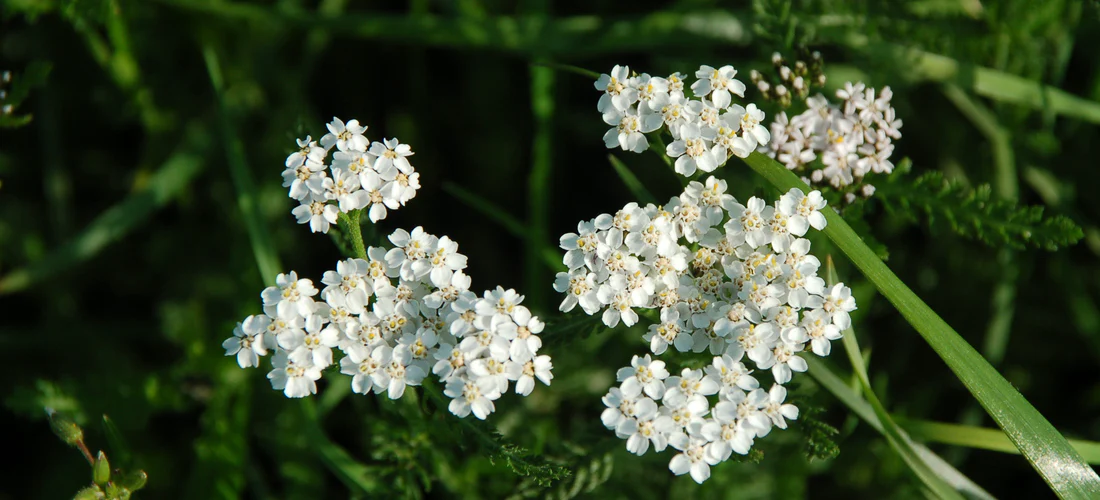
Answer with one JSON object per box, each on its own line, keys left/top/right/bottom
{"left": 0, "top": 126, "right": 210, "bottom": 294}
{"left": 875, "top": 165, "right": 1083, "bottom": 251}
{"left": 741, "top": 151, "right": 1100, "bottom": 498}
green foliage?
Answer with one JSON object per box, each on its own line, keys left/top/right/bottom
{"left": 797, "top": 405, "right": 841, "bottom": 461}
{"left": 875, "top": 164, "right": 1084, "bottom": 250}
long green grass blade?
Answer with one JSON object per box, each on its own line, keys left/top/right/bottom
{"left": 826, "top": 258, "right": 964, "bottom": 499}
{"left": 300, "top": 400, "right": 382, "bottom": 494}
{"left": 0, "top": 126, "right": 209, "bottom": 294}
{"left": 442, "top": 182, "right": 563, "bottom": 272}
{"left": 809, "top": 356, "right": 1100, "bottom": 465}
{"left": 851, "top": 39, "right": 1100, "bottom": 124}
{"left": 806, "top": 356, "right": 994, "bottom": 499}
{"left": 203, "top": 45, "right": 283, "bottom": 286}
{"left": 608, "top": 154, "right": 656, "bottom": 205}
{"left": 526, "top": 51, "right": 555, "bottom": 309}
{"left": 741, "top": 152, "right": 1100, "bottom": 498}
{"left": 442, "top": 182, "right": 526, "bottom": 238}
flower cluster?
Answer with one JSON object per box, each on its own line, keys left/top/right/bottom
{"left": 595, "top": 65, "right": 770, "bottom": 176}
{"left": 761, "top": 82, "right": 903, "bottom": 200}
{"left": 223, "top": 227, "right": 553, "bottom": 420}
{"left": 555, "top": 177, "right": 856, "bottom": 482}
{"left": 282, "top": 117, "right": 420, "bottom": 233}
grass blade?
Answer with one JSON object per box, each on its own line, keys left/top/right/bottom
{"left": 442, "top": 182, "right": 526, "bottom": 238}
{"left": 0, "top": 126, "right": 209, "bottom": 294}
{"left": 300, "top": 400, "right": 383, "bottom": 494}
{"left": 825, "top": 257, "right": 964, "bottom": 499}
{"left": 806, "top": 356, "right": 995, "bottom": 499}
{"left": 526, "top": 53, "right": 555, "bottom": 309}
{"left": 854, "top": 40, "right": 1100, "bottom": 124}
{"left": 608, "top": 154, "right": 656, "bottom": 205}
{"left": 203, "top": 45, "right": 283, "bottom": 286}
{"left": 741, "top": 151, "right": 1100, "bottom": 498}
{"left": 442, "top": 182, "right": 563, "bottom": 272}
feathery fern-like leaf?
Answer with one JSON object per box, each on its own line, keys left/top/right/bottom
{"left": 876, "top": 165, "right": 1083, "bottom": 250}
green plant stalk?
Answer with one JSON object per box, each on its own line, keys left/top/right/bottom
{"left": 338, "top": 211, "right": 367, "bottom": 259}
{"left": 740, "top": 151, "right": 1100, "bottom": 498}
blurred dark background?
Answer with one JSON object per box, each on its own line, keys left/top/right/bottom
{"left": 2, "top": 0, "right": 1099, "bottom": 498}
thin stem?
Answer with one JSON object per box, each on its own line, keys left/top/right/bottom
{"left": 340, "top": 210, "right": 367, "bottom": 259}
{"left": 76, "top": 439, "right": 95, "bottom": 465}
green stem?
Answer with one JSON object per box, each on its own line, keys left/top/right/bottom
{"left": 339, "top": 210, "right": 367, "bottom": 259}
{"left": 739, "top": 151, "right": 1100, "bottom": 498}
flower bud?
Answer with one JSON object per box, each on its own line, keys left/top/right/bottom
{"left": 93, "top": 451, "right": 111, "bottom": 486}
{"left": 46, "top": 408, "right": 84, "bottom": 447}
{"left": 118, "top": 470, "right": 148, "bottom": 491}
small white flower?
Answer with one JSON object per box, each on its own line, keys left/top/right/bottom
{"left": 668, "top": 433, "right": 720, "bottom": 484}
{"left": 553, "top": 269, "right": 601, "bottom": 314}
{"left": 360, "top": 169, "right": 401, "bottom": 223}
{"left": 603, "top": 107, "right": 660, "bottom": 153}
{"left": 666, "top": 123, "right": 718, "bottom": 176}
{"left": 779, "top": 188, "right": 827, "bottom": 233}
{"left": 267, "top": 350, "right": 322, "bottom": 398}
{"left": 445, "top": 377, "right": 501, "bottom": 420}
{"left": 285, "top": 135, "right": 327, "bottom": 169}
{"left": 595, "top": 65, "right": 638, "bottom": 113}
{"left": 617, "top": 354, "right": 670, "bottom": 400}
{"left": 291, "top": 193, "right": 340, "bottom": 234}
{"left": 761, "top": 384, "right": 799, "bottom": 429}
{"left": 691, "top": 64, "right": 746, "bottom": 109}
{"left": 322, "top": 167, "right": 368, "bottom": 212}
{"left": 369, "top": 138, "right": 415, "bottom": 174}
{"left": 320, "top": 117, "right": 369, "bottom": 152}
{"left": 261, "top": 271, "right": 319, "bottom": 320}
{"left": 339, "top": 345, "right": 384, "bottom": 395}
{"left": 823, "top": 283, "right": 857, "bottom": 330}
{"left": 515, "top": 355, "right": 553, "bottom": 396}
{"left": 223, "top": 315, "right": 268, "bottom": 368}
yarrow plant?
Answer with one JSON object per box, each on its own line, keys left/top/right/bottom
{"left": 282, "top": 117, "right": 421, "bottom": 232}
{"left": 556, "top": 173, "right": 856, "bottom": 482}
{"left": 224, "top": 117, "right": 553, "bottom": 421}
{"left": 595, "top": 64, "right": 771, "bottom": 176}
{"left": 761, "top": 82, "right": 903, "bottom": 202}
